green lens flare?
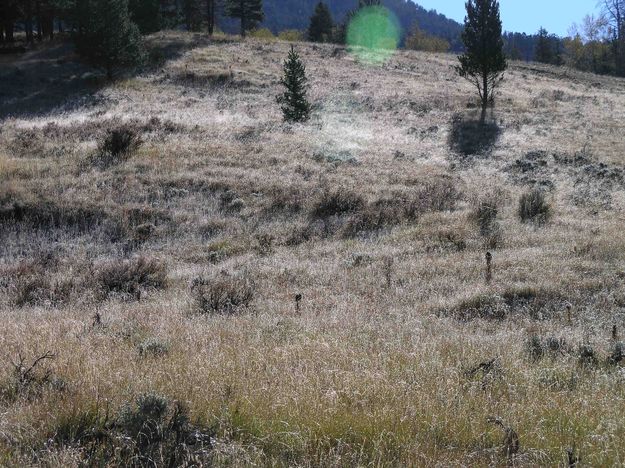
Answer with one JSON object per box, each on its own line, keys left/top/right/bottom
{"left": 346, "top": 6, "right": 401, "bottom": 65}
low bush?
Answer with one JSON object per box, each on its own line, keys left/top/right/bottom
{"left": 95, "top": 257, "right": 167, "bottom": 300}
{"left": 1, "top": 351, "right": 63, "bottom": 402}
{"left": 5, "top": 254, "right": 75, "bottom": 308}
{"left": 342, "top": 198, "right": 405, "bottom": 238}
{"left": 608, "top": 342, "right": 624, "bottom": 366}
{"left": 50, "top": 394, "right": 214, "bottom": 466}
{"left": 138, "top": 338, "right": 170, "bottom": 357}
{"left": 249, "top": 28, "right": 276, "bottom": 41}
{"left": 307, "top": 179, "right": 461, "bottom": 238}
{"left": 518, "top": 189, "right": 551, "bottom": 224}
{"left": 278, "top": 30, "right": 304, "bottom": 42}
{"left": 526, "top": 335, "right": 545, "bottom": 362}
{"left": 0, "top": 189, "right": 120, "bottom": 238}
{"left": 13, "top": 275, "right": 74, "bottom": 308}
{"left": 8, "top": 128, "right": 45, "bottom": 158}
{"left": 578, "top": 344, "right": 598, "bottom": 368}
{"left": 474, "top": 198, "right": 498, "bottom": 236}
{"left": 311, "top": 188, "right": 366, "bottom": 219}
{"left": 409, "top": 178, "right": 460, "bottom": 213}
{"left": 92, "top": 124, "right": 142, "bottom": 168}
{"left": 191, "top": 271, "right": 255, "bottom": 315}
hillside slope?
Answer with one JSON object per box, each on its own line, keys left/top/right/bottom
{"left": 1, "top": 33, "right": 625, "bottom": 465}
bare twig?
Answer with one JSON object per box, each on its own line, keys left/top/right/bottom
{"left": 487, "top": 416, "right": 520, "bottom": 462}
{"left": 11, "top": 351, "right": 56, "bottom": 387}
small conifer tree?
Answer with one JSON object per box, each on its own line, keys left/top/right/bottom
{"left": 74, "top": 0, "right": 144, "bottom": 80}
{"left": 278, "top": 46, "right": 311, "bottom": 123}
{"left": 308, "top": 2, "right": 333, "bottom": 43}
{"left": 225, "top": 0, "right": 263, "bottom": 37}
{"left": 534, "top": 27, "right": 554, "bottom": 64}
{"left": 128, "top": 0, "right": 161, "bottom": 34}
{"left": 456, "top": 0, "right": 507, "bottom": 124}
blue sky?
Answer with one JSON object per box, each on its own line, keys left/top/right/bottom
{"left": 414, "top": 0, "right": 598, "bottom": 36}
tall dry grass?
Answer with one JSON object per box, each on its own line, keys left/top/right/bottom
{"left": 1, "top": 31, "right": 625, "bottom": 466}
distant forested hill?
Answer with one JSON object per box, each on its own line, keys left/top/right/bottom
{"left": 218, "top": 0, "right": 464, "bottom": 50}
{"left": 216, "top": 0, "right": 547, "bottom": 59}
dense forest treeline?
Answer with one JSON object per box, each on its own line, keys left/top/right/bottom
{"left": 1, "top": 0, "right": 624, "bottom": 77}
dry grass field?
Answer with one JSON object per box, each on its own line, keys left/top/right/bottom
{"left": 1, "top": 31, "right": 625, "bottom": 466}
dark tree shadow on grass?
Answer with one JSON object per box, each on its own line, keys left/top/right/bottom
{"left": 448, "top": 113, "right": 502, "bottom": 157}
{"left": 0, "top": 33, "right": 227, "bottom": 120}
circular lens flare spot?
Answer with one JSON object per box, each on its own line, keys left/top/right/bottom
{"left": 346, "top": 6, "right": 401, "bottom": 65}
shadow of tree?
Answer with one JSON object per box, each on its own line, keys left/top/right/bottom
{"left": 0, "top": 33, "right": 220, "bottom": 120}
{"left": 0, "top": 41, "right": 104, "bottom": 120}
{"left": 448, "top": 113, "right": 501, "bottom": 157}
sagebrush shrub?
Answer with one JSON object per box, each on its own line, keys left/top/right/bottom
{"left": 578, "top": 344, "right": 598, "bottom": 368}
{"left": 412, "top": 178, "right": 460, "bottom": 213}
{"left": 342, "top": 199, "right": 403, "bottom": 238}
{"left": 311, "top": 188, "right": 365, "bottom": 219}
{"left": 9, "top": 128, "right": 45, "bottom": 158}
{"left": 51, "top": 394, "right": 214, "bottom": 466}
{"left": 526, "top": 335, "right": 544, "bottom": 362}
{"left": 94, "top": 125, "right": 142, "bottom": 168}
{"left": 95, "top": 257, "right": 167, "bottom": 299}
{"left": 518, "top": 189, "right": 551, "bottom": 224}
{"left": 138, "top": 338, "right": 170, "bottom": 357}
{"left": 14, "top": 275, "right": 74, "bottom": 307}
{"left": 475, "top": 199, "right": 498, "bottom": 235}
{"left": 608, "top": 342, "right": 624, "bottom": 365}
{"left": 0, "top": 190, "right": 116, "bottom": 236}
{"left": 191, "top": 272, "right": 255, "bottom": 315}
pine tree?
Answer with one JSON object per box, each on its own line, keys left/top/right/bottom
{"left": 308, "top": 2, "right": 333, "bottom": 43}
{"left": 456, "top": 0, "right": 507, "bottom": 123}
{"left": 185, "top": 0, "right": 203, "bottom": 31}
{"left": 534, "top": 27, "right": 554, "bottom": 64}
{"left": 74, "top": 0, "right": 144, "bottom": 80}
{"left": 225, "top": 0, "right": 263, "bottom": 37}
{"left": 128, "top": 0, "right": 161, "bottom": 34}
{"left": 278, "top": 46, "right": 311, "bottom": 123}
{"left": 206, "top": 0, "right": 218, "bottom": 36}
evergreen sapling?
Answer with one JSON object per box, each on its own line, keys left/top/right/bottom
{"left": 278, "top": 46, "right": 311, "bottom": 123}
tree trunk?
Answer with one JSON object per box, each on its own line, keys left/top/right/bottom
{"left": 25, "top": 19, "right": 34, "bottom": 43}
{"left": 207, "top": 0, "right": 214, "bottom": 36}
{"left": 4, "top": 22, "right": 14, "bottom": 42}
{"left": 240, "top": 0, "right": 246, "bottom": 37}
{"left": 42, "top": 12, "right": 54, "bottom": 40}
{"left": 35, "top": 0, "right": 42, "bottom": 42}
{"left": 480, "top": 73, "right": 488, "bottom": 125}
